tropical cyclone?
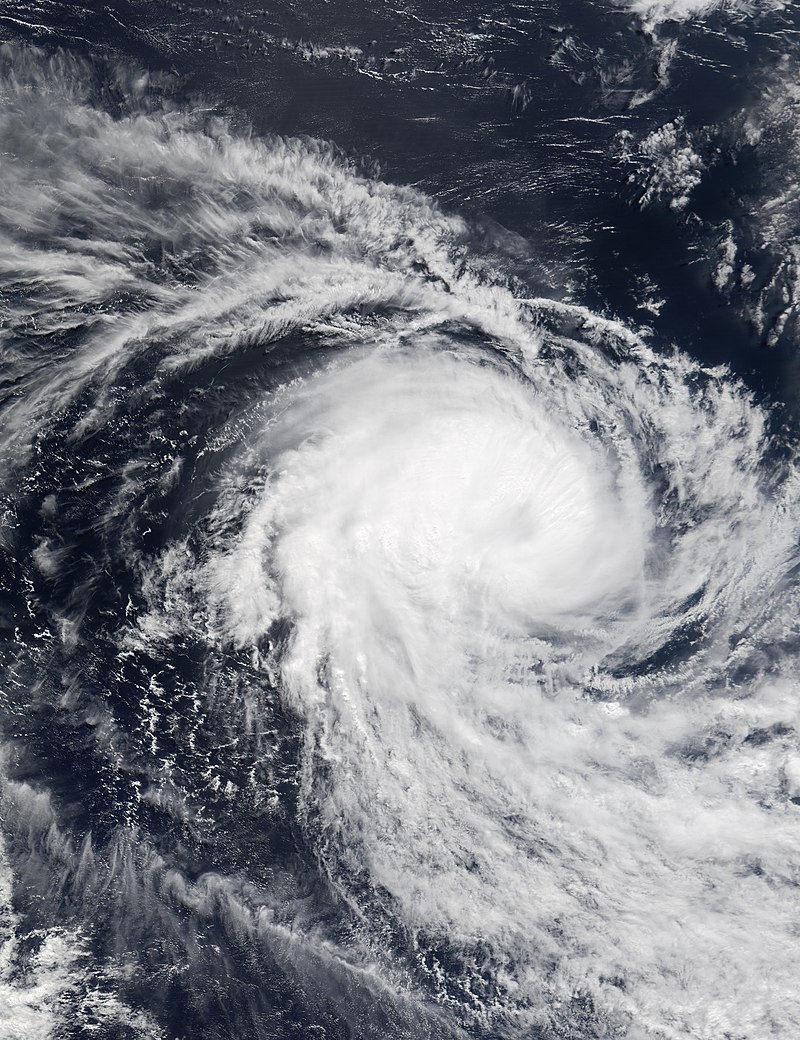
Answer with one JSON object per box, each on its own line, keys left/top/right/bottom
{"left": 1, "top": 42, "right": 800, "bottom": 1040}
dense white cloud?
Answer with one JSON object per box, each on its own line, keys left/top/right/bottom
{"left": 176, "top": 316, "right": 800, "bottom": 1038}
{"left": 615, "top": 0, "right": 789, "bottom": 30}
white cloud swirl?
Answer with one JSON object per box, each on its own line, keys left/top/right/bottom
{"left": 183, "top": 316, "right": 800, "bottom": 1038}
{"left": 1, "top": 42, "right": 799, "bottom": 1040}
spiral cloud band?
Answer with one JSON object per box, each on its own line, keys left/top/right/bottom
{"left": 2, "top": 44, "right": 800, "bottom": 1040}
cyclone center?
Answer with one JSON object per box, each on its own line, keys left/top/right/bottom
{"left": 265, "top": 350, "right": 644, "bottom": 649}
